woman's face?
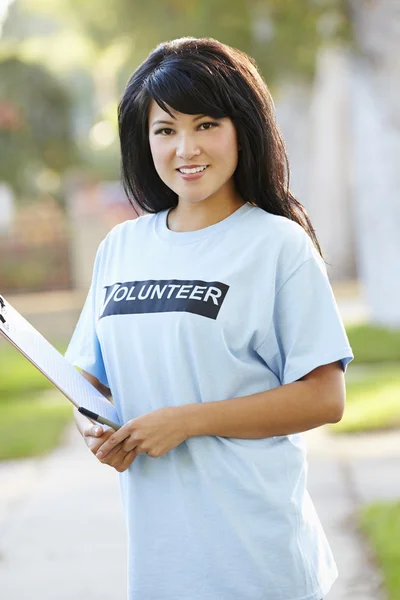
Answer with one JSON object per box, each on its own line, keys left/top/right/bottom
{"left": 148, "top": 100, "right": 239, "bottom": 206}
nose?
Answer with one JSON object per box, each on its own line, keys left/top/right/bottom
{"left": 176, "top": 132, "right": 200, "bottom": 160}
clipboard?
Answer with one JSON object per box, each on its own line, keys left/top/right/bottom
{"left": 0, "top": 294, "right": 121, "bottom": 425}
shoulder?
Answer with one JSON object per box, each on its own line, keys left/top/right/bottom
{"left": 246, "top": 206, "right": 325, "bottom": 289}
{"left": 100, "top": 212, "right": 157, "bottom": 249}
{"left": 107, "top": 212, "right": 156, "bottom": 240}
{"left": 91, "top": 213, "right": 156, "bottom": 271}
{"left": 248, "top": 206, "right": 319, "bottom": 259}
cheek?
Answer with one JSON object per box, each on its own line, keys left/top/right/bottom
{"left": 149, "top": 139, "right": 169, "bottom": 173}
{"left": 213, "top": 130, "right": 238, "bottom": 166}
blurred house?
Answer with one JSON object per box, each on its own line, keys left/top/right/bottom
{"left": 65, "top": 176, "right": 140, "bottom": 290}
{"left": 0, "top": 195, "right": 71, "bottom": 294}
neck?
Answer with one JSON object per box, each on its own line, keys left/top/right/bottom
{"left": 167, "top": 197, "right": 245, "bottom": 233}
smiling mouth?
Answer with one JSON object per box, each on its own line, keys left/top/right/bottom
{"left": 177, "top": 166, "right": 209, "bottom": 174}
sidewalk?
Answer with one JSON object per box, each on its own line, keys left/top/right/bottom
{"left": 0, "top": 424, "right": 127, "bottom": 599}
{"left": 305, "top": 428, "right": 400, "bottom": 600}
{"left": 0, "top": 284, "right": 397, "bottom": 599}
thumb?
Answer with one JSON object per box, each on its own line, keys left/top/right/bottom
{"left": 90, "top": 425, "right": 104, "bottom": 437}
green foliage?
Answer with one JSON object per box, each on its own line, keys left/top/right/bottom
{"left": 65, "top": 0, "right": 251, "bottom": 54}
{"left": 13, "top": 0, "right": 352, "bottom": 85}
{"left": 250, "top": 0, "right": 352, "bottom": 83}
{"left": 0, "top": 57, "right": 79, "bottom": 196}
{"left": 359, "top": 501, "right": 400, "bottom": 600}
{"left": 110, "top": 0, "right": 352, "bottom": 86}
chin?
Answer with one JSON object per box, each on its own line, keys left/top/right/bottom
{"left": 174, "top": 190, "right": 214, "bottom": 204}
{"left": 180, "top": 184, "right": 224, "bottom": 202}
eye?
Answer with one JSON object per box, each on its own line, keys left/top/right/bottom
{"left": 198, "top": 122, "right": 219, "bottom": 131}
{"left": 154, "top": 128, "right": 174, "bottom": 136}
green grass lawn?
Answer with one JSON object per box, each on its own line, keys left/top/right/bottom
{"left": 359, "top": 501, "right": 400, "bottom": 600}
{"left": 328, "top": 323, "right": 400, "bottom": 435}
{"left": 0, "top": 391, "right": 73, "bottom": 460}
{"left": 0, "top": 340, "right": 68, "bottom": 395}
{"left": 330, "top": 363, "right": 400, "bottom": 434}
{"left": 0, "top": 340, "right": 73, "bottom": 460}
{"left": 345, "top": 323, "right": 400, "bottom": 364}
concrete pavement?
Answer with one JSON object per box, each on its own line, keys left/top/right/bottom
{"left": 0, "top": 423, "right": 127, "bottom": 599}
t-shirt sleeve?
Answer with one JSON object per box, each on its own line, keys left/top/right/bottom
{"left": 255, "top": 252, "right": 354, "bottom": 386}
{"left": 64, "top": 240, "right": 109, "bottom": 388}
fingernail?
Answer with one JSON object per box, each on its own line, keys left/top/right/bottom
{"left": 93, "top": 427, "right": 101, "bottom": 435}
{"left": 96, "top": 451, "right": 103, "bottom": 458}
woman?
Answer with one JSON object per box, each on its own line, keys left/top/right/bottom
{"left": 66, "top": 37, "right": 354, "bottom": 600}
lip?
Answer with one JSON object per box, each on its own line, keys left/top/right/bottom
{"left": 176, "top": 165, "right": 209, "bottom": 181}
{"left": 176, "top": 164, "right": 209, "bottom": 170}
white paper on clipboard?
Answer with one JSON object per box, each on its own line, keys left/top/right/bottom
{"left": 0, "top": 294, "right": 120, "bottom": 425}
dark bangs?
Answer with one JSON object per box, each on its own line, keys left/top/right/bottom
{"left": 145, "top": 57, "right": 229, "bottom": 121}
{"left": 119, "top": 48, "right": 239, "bottom": 214}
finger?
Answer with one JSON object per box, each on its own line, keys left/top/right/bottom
{"left": 104, "top": 446, "right": 129, "bottom": 468}
{"left": 122, "top": 437, "right": 138, "bottom": 453}
{"left": 115, "top": 449, "right": 137, "bottom": 472}
{"left": 85, "top": 425, "right": 104, "bottom": 438}
{"left": 85, "top": 433, "right": 107, "bottom": 453}
{"left": 135, "top": 445, "right": 149, "bottom": 456}
{"left": 87, "top": 436, "right": 112, "bottom": 454}
{"left": 84, "top": 428, "right": 113, "bottom": 453}
{"left": 97, "top": 444, "right": 124, "bottom": 464}
{"left": 96, "top": 426, "right": 130, "bottom": 459}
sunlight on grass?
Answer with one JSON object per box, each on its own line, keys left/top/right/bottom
{"left": 0, "top": 341, "right": 68, "bottom": 398}
{"left": 359, "top": 501, "right": 400, "bottom": 600}
{"left": 331, "top": 365, "right": 400, "bottom": 434}
{"left": 0, "top": 342, "right": 72, "bottom": 460}
{"left": 346, "top": 324, "right": 400, "bottom": 364}
{"left": 0, "top": 391, "right": 73, "bottom": 460}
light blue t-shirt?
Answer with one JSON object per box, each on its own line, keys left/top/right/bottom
{"left": 65, "top": 202, "right": 354, "bottom": 600}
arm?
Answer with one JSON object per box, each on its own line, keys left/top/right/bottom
{"left": 181, "top": 361, "right": 345, "bottom": 440}
{"left": 96, "top": 361, "right": 346, "bottom": 460}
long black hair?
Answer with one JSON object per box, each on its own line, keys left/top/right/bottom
{"left": 118, "top": 37, "right": 324, "bottom": 258}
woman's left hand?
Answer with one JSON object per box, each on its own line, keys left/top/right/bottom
{"left": 95, "top": 406, "right": 189, "bottom": 461}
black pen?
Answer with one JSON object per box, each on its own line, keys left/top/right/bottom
{"left": 78, "top": 406, "right": 121, "bottom": 430}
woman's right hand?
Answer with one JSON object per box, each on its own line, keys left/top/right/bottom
{"left": 76, "top": 371, "right": 137, "bottom": 472}
{"left": 83, "top": 424, "right": 137, "bottom": 472}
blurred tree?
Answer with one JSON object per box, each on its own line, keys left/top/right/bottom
{"left": 346, "top": 0, "right": 400, "bottom": 328}
{"left": 5, "top": 0, "right": 351, "bottom": 85}
{"left": 0, "top": 57, "right": 78, "bottom": 199}
{"left": 250, "top": 0, "right": 352, "bottom": 84}
{"left": 0, "top": 0, "right": 351, "bottom": 195}
{"left": 59, "top": 0, "right": 350, "bottom": 85}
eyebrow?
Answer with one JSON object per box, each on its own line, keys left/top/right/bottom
{"left": 151, "top": 114, "right": 208, "bottom": 127}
